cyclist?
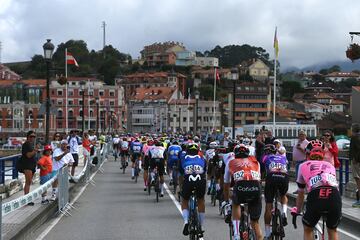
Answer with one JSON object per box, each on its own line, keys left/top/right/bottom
{"left": 120, "top": 137, "right": 130, "bottom": 169}
{"left": 130, "top": 138, "right": 143, "bottom": 179}
{"left": 179, "top": 143, "right": 206, "bottom": 238}
{"left": 167, "top": 140, "right": 182, "bottom": 186}
{"left": 148, "top": 140, "right": 166, "bottom": 197}
{"left": 243, "top": 137, "right": 255, "bottom": 156}
{"left": 142, "top": 139, "right": 154, "bottom": 191}
{"left": 205, "top": 141, "right": 220, "bottom": 195}
{"left": 262, "top": 144, "right": 289, "bottom": 239}
{"left": 291, "top": 140, "right": 341, "bottom": 240}
{"left": 223, "top": 144, "right": 263, "bottom": 240}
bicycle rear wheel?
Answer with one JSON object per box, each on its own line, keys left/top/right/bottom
{"left": 155, "top": 177, "right": 160, "bottom": 202}
{"left": 271, "top": 209, "right": 284, "bottom": 240}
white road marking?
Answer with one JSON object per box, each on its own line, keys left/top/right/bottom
{"left": 164, "top": 183, "right": 182, "bottom": 214}
{"left": 37, "top": 161, "right": 106, "bottom": 240}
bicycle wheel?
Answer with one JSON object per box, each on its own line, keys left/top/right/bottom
{"left": 134, "top": 167, "right": 138, "bottom": 183}
{"left": 248, "top": 229, "right": 256, "bottom": 240}
{"left": 147, "top": 174, "right": 151, "bottom": 195}
{"left": 229, "top": 222, "right": 234, "bottom": 240}
{"left": 155, "top": 177, "right": 159, "bottom": 202}
{"left": 271, "top": 209, "right": 283, "bottom": 240}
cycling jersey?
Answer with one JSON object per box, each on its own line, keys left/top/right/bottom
{"left": 131, "top": 141, "right": 143, "bottom": 154}
{"left": 222, "top": 152, "right": 235, "bottom": 166}
{"left": 149, "top": 146, "right": 166, "bottom": 159}
{"left": 224, "top": 156, "right": 261, "bottom": 184}
{"left": 296, "top": 160, "right": 338, "bottom": 193}
{"left": 262, "top": 154, "right": 288, "bottom": 175}
{"left": 120, "top": 141, "right": 129, "bottom": 151}
{"left": 180, "top": 155, "right": 207, "bottom": 200}
{"left": 148, "top": 146, "right": 166, "bottom": 176}
{"left": 205, "top": 149, "right": 216, "bottom": 162}
{"left": 167, "top": 144, "right": 182, "bottom": 168}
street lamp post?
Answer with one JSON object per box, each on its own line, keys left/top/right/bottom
{"left": 232, "top": 80, "right": 236, "bottom": 140}
{"left": 194, "top": 90, "right": 200, "bottom": 135}
{"left": 80, "top": 81, "right": 86, "bottom": 134}
{"left": 96, "top": 97, "right": 99, "bottom": 137}
{"left": 43, "top": 39, "right": 54, "bottom": 144}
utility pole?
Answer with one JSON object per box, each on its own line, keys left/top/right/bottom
{"left": 101, "top": 21, "right": 106, "bottom": 58}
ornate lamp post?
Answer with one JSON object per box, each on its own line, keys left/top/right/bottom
{"left": 43, "top": 39, "right": 54, "bottom": 144}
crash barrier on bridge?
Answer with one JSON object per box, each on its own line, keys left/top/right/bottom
{"left": 0, "top": 154, "right": 20, "bottom": 184}
{"left": 0, "top": 142, "right": 110, "bottom": 239}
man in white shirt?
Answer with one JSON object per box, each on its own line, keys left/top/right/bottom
{"left": 51, "top": 140, "right": 74, "bottom": 200}
{"left": 67, "top": 130, "right": 80, "bottom": 176}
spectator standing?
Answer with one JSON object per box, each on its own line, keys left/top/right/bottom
{"left": 274, "top": 139, "right": 286, "bottom": 156}
{"left": 265, "top": 130, "right": 275, "bottom": 144}
{"left": 37, "top": 145, "right": 53, "bottom": 204}
{"left": 255, "top": 131, "right": 266, "bottom": 178}
{"left": 18, "top": 130, "right": 41, "bottom": 206}
{"left": 68, "top": 130, "right": 80, "bottom": 176}
{"left": 51, "top": 132, "right": 61, "bottom": 150}
{"left": 50, "top": 140, "right": 74, "bottom": 200}
{"left": 82, "top": 133, "right": 91, "bottom": 165}
{"left": 292, "top": 130, "right": 309, "bottom": 193}
{"left": 350, "top": 124, "right": 360, "bottom": 207}
{"left": 323, "top": 130, "right": 339, "bottom": 167}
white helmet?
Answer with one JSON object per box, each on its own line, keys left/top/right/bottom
{"left": 242, "top": 138, "right": 251, "bottom": 146}
{"left": 209, "top": 141, "right": 219, "bottom": 149}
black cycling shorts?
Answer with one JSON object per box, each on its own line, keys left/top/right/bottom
{"left": 149, "top": 158, "right": 165, "bottom": 176}
{"left": 264, "top": 173, "right": 289, "bottom": 203}
{"left": 303, "top": 187, "right": 342, "bottom": 229}
{"left": 131, "top": 153, "right": 141, "bottom": 163}
{"left": 232, "top": 180, "right": 262, "bottom": 221}
{"left": 143, "top": 155, "right": 150, "bottom": 170}
{"left": 120, "top": 150, "right": 129, "bottom": 157}
{"left": 182, "top": 174, "right": 206, "bottom": 200}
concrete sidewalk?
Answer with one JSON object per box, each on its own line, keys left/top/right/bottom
{"left": 1, "top": 153, "right": 90, "bottom": 240}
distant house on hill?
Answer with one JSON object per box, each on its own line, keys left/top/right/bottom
{"left": 0, "top": 64, "right": 21, "bottom": 80}
{"left": 140, "top": 41, "right": 186, "bottom": 66}
{"left": 239, "top": 59, "right": 270, "bottom": 81}
{"left": 325, "top": 72, "right": 360, "bottom": 82}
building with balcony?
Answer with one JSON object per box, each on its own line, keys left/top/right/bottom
{"left": 117, "top": 71, "right": 187, "bottom": 101}
{"left": 224, "top": 80, "right": 271, "bottom": 126}
{"left": 140, "top": 41, "right": 186, "bottom": 66}
{"left": 168, "top": 99, "right": 221, "bottom": 134}
{"left": 0, "top": 64, "right": 21, "bottom": 81}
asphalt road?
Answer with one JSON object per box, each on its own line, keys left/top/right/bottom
{"left": 35, "top": 157, "right": 360, "bottom": 240}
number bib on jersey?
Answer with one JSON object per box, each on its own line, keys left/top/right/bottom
{"left": 309, "top": 173, "right": 338, "bottom": 189}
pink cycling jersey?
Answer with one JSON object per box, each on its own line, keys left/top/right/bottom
{"left": 296, "top": 160, "right": 338, "bottom": 193}
{"left": 142, "top": 145, "right": 152, "bottom": 156}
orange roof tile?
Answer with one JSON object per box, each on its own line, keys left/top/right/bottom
{"left": 131, "top": 87, "right": 175, "bottom": 101}
{"left": 353, "top": 86, "right": 360, "bottom": 92}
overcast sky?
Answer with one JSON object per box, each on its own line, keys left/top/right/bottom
{"left": 0, "top": 0, "right": 359, "bottom": 69}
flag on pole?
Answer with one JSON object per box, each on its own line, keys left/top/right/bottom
{"left": 215, "top": 68, "right": 220, "bottom": 82}
{"left": 66, "top": 52, "right": 79, "bottom": 67}
{"left": 274, "top": 27, "right": 279, "bottom": 59}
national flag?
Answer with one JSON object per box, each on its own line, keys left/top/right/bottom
{"left": 274, "top": 27, "right": 279, "bottom": 59}
{"left": 215, "top": 68, "right": 220, "bottom": 82}
{"left": 66, "top": 52, "right": 79, "bottom": 67}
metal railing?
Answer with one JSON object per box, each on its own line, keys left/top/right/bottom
{"left": 0, "top": 154, "right": 20, "bottom": 184}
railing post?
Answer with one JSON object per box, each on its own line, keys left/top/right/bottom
{"left": 12, "top": 156, "right": 19, "bottom": 179}
{"left": 345, "top": 158, "right": 350, "bottom": 184}
{"left": 339, "top": 158, "right": 343, "bottom": 196}
{"left": 0, "top": 159, "right": 4, "bottom": 185}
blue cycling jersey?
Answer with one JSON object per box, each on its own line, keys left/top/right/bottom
{"left": 262, "top": 154, "right": 288, "bottom": 174}
{"left": 168, "top": 145, "right": 182, "bottom": 161}
{"left": 131, "top": 141, "right": 143, "bottom": 154}
{"left": 179, "top": 155, "right": 206, "bottom": 176}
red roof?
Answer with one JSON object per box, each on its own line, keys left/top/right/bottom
{"left": 131, "top": 87, "right": 174, "bottom": 101}
{"left": 0, "top": 79, "right": 46, "bottom": 87}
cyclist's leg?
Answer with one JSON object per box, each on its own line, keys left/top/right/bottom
{"left": 249, "top": 193, "right": 263, "bottom": 240}
{"left": 158, "top": 159, "right": 165, "bottom": 196}
{"left": 327, "top": 228, "right": 339, "bottom": 240}
{"left": 181, "top": 179, "right": 191, "bottom": 236}
{"left": 303, "top": 225, "right": 314, "bottom": 240}
{"left": 279, "top": 175, "right": 289, "bottom": 220}
{"left": 264, "top": 175, "right": 275, "bottom": 238}
{"left": 131, "top": 154, "right": 136, "bottom": 178}
{"left": 143, "top": 156, "right": 150, "bottom": 190}
{"left": 196, "top": 178, "right": 207, "bottom": 231}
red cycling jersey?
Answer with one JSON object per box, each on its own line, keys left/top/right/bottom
{"left": 224, "top": 156, "right": 261, "bottom": 183}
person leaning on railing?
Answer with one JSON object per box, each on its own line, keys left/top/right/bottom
{"left": 18, "top": 130, "right": 41, "bottom": 206}
{"left": 350, "top": 123, "right": 360, "bottom": 208}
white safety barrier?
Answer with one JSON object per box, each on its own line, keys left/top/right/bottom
{"left": 0, "top": 142, "right": 111, "bottom": 239}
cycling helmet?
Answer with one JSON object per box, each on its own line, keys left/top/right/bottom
{"left": 263, "top": 144, "right": 277, "bottom": 155}
{"left": 209, "top": 141, "right": 219, "bottom": 149}
{"left": 227, "top": 141, "right": 236, "bottom": 153}
{"left": 306, "top": 139, "right": 324, "bottom": 155}
{"left": 147, "top": 139, "right": 154, "bottom": 146}
{"left": 309, "top": 146, "right": 325, "bottom": 160}
{"left": 154, "top": 139, "right": 162, "bottom": 146}
{"left": 242, "top": 138, "right": 251, "bottom": 146}
{"left": 194, "top": 136, "right": 200, "bottom": 143}
{"left": 234, "top": 144, "right": 249, "bottom": 158}
{"left": 186, "top": 143, "right": 199, "bottom": 155}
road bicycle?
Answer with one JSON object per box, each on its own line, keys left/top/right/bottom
{"left": 292, "top": 208, "right": 327, "bottom": 240}
{"left": 224, "top": 202, "right": 256, "bottom": 240}
{"left": 147, "top": 163, "right": 160, "bottom": 202}
{"left": 188, "top": 188, "right": 203, "bottom": 240}
{"left": 270, "top": 190, "right": 285, "bottom": 240}
{"left": 133, "top": 155, "right": 141, "bottom": 183}
{"left": 209, "top": 177, "right": 217, "bottom": 206}
{"left": 120, "top": 155, "right": 127, "bottom": 174}
{"left": 171, "top": 165, "right": 179, "bottom": 194}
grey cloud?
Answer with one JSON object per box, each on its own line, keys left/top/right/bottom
{"left": 1, "top": 0, "right": 360, "bottom": 69}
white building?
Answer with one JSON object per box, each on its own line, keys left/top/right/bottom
{"left": 325, "top": 72, "right": 360, "bottom": 83}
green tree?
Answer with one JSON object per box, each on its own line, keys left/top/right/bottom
{"left": 328, "top": 65, "right": 341, "bottom": 73}
{"left": 281, "top": 81, "right": 304, "bottom": 100}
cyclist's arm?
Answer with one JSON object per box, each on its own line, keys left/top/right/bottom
{"left": 295, "top": 168, "right": 306, "bottom": 213}
{"left": 223, "top": 163, "right": 231, "bottom": 201}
